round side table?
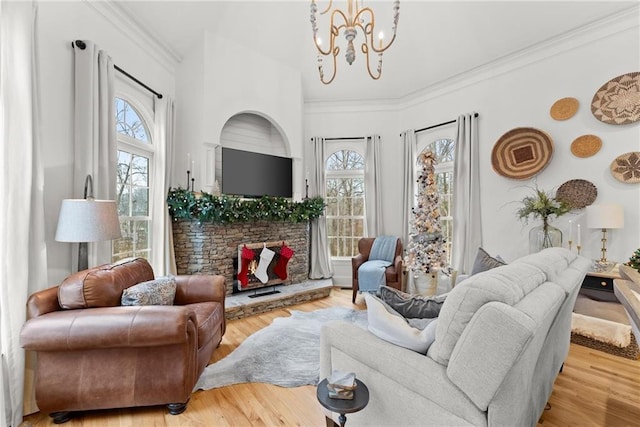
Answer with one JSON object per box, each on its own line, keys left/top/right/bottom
{"left": 316, "top": 378, "right": 369, "bottom": 427}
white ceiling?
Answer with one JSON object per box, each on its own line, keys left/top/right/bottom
{"left": 117, "top": 1, "right": 637, "bottom": 103}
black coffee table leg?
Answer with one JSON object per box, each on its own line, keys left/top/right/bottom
{"left": 338, "top": 413, "right": 347, "bottom": 427}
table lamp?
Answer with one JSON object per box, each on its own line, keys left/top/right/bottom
{"left": 586, "top": 204, "right": 624, "bottom": 272}
{"left": 55, "top": 175, "right": 122, "bottom": 271}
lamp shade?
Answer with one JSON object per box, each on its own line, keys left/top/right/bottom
{"left": 55, "top": 199, "right": 122, "bottom": 242}
{"left": 585, "top": 204, "right": 625, "bottom": 229}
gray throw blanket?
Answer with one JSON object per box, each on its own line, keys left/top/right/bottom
{"left": 358, "top": 236, "right": 397, "bottom": 293}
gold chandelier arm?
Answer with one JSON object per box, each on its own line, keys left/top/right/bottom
{"left": 319, "top": 0, "right": 333, "bottom": 15}
{"left": 313, "top": 8, "right": 349, "bottom": 56}
{"left": 361, "top": 43, "right": 382, "bottom": 80}
{"left": 319, "top": 47, "right": 339, "bottom": 85}
{"left": 356, "top": 9, "right": 398, "bottom": 54}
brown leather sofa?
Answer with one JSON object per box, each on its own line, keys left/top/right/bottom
{"left": 351, "top": 237, "right": 403, "bottom": 303}
{"left": 20, "top": 258, "right": 226, "bottom": 423}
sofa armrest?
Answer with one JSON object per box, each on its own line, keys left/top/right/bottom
{"left": 174, "top": 274, "right": 225, "bottom": 306}
{"left": 21, "top": 305, "right": 197, "bottom": 351}
{"left": 26, "top": 286, "right": 61, "bottom": 319}
{"left": 320, "top": 321, "right": 475, "bottom": 412}
{"left": 446, "top": 302, "right": 536, "bottom": 411}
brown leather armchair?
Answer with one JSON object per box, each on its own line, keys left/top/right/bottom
{"left": 352, "top": 237, "right": 403, "bottom": 303}
{"left": 20, "top": 258, "right": 226, "bottom": 423}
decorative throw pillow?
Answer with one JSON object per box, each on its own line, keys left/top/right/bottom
{"left": 121, "top": 275, "right": 177, "bottom": 306}
{"left": 379, "top": 285, "right": 446, "bottom": 319}
{"left": 365, "top": 293, "right": 438, "bottom": 354}
{"left": 470, "top": 247, "right": 506, "bottom": 276}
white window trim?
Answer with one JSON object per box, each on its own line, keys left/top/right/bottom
{"left": 325, "top": 145, "right": 366, "bottom": 260}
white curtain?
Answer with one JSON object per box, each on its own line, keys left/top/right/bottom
{"left": 309, "top": 137, "right": 333, "bottom": 279}
{"left": 400, "top": 130, "right": 416, "bottom": 250}
{"left": 364, "top": 135, "right": 383, "bottom": 236}
{"left": 153, "top": 96, "right": 177, "bottom": 275}
{"left": 0, "top": 2, "right": 48, "bottom": 425}
{"left": 73, "top": 40, "right": 116, "bottom": 269}
{"left": 452, "top": 113, "right": 482, "bottom": 274}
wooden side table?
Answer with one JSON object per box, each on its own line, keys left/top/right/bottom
{"left": 317, "top": 378, "right": 369, "bottom": 427}
{"left": 580, "top": 264, "right": 621, "bottom": 303}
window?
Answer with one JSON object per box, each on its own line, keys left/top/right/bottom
{"left": 325, "top": 150, "right": 365, "bottom": 258}
{"left": 112, "top": 97, "right": 153, "bottom": 262}
{"left": 419, "top": 138, "right": 455, "bottom": 263}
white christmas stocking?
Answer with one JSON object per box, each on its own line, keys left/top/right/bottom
{"left": 254, "top": 245, "right": 276, "bottom": 284}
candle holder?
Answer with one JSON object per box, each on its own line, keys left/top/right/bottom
{"left": 305, "top": 179, "right": 309, "bottom": 199}
{"left": 186, "top": 170, "right": 191, "bottom": 190}
{"left": 568, "top": 240, "right": 573, "bottom": 252}
{"left": 576, "top": 245, "right": 581, "bottom": 255}
{"left": 191, "top": 177, "right": 195, "bottom": 192}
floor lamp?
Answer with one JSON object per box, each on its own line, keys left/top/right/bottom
{"left": 55, "top": 175, "right": 122, "bottom": 271}
{"left": 586, "top": 204, "right": 624, "bottom": 272}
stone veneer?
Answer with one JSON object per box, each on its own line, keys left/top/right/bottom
{"left": 172, "top": 219, "right": 310, "bottom": 296}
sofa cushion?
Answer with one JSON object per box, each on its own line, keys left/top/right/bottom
{"left": 365, "top": 293, "right": 437, "bottom": 354}
{"left": 470, "top": 247, "right": 506, "bottom": 275}
{"left": 58, "top": 258, "right": 155, "bottom": 309}
{"left": 379, "top": 285, "right": 446, "bottom": 319}
{"left": 428, "top": 261, "right": 546, "bottom": 365}
{"left": 121, "top": 276, "right": 176, "bottom": 306}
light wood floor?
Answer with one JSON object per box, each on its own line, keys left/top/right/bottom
{"left": 23, "top": 288, "right": 640, "bottom": 427}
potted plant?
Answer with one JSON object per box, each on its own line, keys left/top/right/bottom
{"left": 516, "top": 186, "right": 573, "bottom": 253}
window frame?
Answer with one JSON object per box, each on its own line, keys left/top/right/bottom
{"left": 112, "top": 92, "right": 155, "bottom": 263}
{"left": 324, "top": 143, "right": 366, "bottom": 260}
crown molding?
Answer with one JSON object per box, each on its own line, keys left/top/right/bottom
{"left": 84, "top": 0, "right": 182, "bottom": 73}
{"left": 400, "top": 4, "right": 640, "bottom": 109}
{"left": 305, "top": 5, "right": 640, "bottom": 113}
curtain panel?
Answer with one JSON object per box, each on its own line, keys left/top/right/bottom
{"left": 309, "top": 137, "right": 333, "bottom": 279}
{"left": 73, "top": 40, "right": 116, "bottom": 269}
{"left": 452, "top": 113, "right": 482, "bottom": 274}
{"left": 153, "top": 96, "right": 177, "bottom": 275}
{"left": 364, "top": 135, "right": 383, "bottom": 236}
{"left": 0, "top": 1, "right": 48, "bottom": 424}
{"left": 400, "top": 130, "right": 416, "bottom": 250}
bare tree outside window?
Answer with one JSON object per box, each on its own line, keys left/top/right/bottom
{"left": 326, "top": 150, "right": 365, "bottom": 257}
{"left": 112, "top": 98, "right": 152, "bottom": 262}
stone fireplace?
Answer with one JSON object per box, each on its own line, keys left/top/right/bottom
{"left": 172, "top": 219, "right": 309, "bottom": 295}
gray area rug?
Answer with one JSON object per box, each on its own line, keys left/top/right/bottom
{"left": 195, "top": 306, "right": 368, "bottom": 390}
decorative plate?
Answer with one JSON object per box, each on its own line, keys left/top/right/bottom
{"left": 550, "top": 97, "right": 579, "bottom": 121}
{"left": 591, "top": 72, "right": 640, "bottom": 125}
{"left": 491, "top": 127, "right": 554, "bottom": 180}
{"left": 610, "top": 151, "right": 640, "bottom": 184}
{"left": 555, "top": 179, "right": 598, "bottom": 209}
{"left": 570, "top": 134, "right": 602, "bottom": 158}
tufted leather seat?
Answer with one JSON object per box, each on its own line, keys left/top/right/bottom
{"left": 20, "top": 258, "right": 226, "bottom": 423}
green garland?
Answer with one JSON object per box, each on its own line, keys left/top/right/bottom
{"left": 167, "top": 187, "right": 325, "bottom": 224}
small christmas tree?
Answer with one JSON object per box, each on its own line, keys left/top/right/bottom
{"left": 626, "top": 248, "right": 640, "bottom": 272}
{"left": 405, "top": 150, "right": 449, "bottom": 276}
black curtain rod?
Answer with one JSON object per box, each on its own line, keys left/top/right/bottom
{"left": 72, "top": 40, "right": 163, "bottom": 99}
{"left": 310, "top": 137, "right": 366, "bottom": 141}
{"left": 411, "top": 112, "right": 479, "bottom": 135}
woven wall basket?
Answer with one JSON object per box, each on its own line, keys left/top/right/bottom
{"left": 591, "top": 72, "right": 640, "bottom": 125}
{"left": 556, "top": 179, "right": 597, "bottom": 209}
{"left": 610, "top": 151, "right": 640, "bottom": 184}
{"left": 491, "top": 127, "right": 554, "bottom": 180}
{"left": 550, "top": 97, "right": 579, "bottom": 120}
{"left": 571, "top": 135, "right": 602, "bottom": 158}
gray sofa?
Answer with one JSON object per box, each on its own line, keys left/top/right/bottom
{"left": 320, "top": 248, "right": 590, "bottom": 427}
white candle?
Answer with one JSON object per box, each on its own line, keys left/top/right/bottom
{"left": 577, "top": 224, "right": 581, "bottom": 246}
{"left": 568, "top": 220, "right": 573, "bottom": 242}
{"left": 187, "top": 153, "right": 192, "bottom": 172}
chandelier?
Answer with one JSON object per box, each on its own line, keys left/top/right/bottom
{"left": 310, "top": 0, "right": 400, "bottom": 84}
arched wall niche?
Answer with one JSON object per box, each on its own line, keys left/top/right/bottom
{"left": 214, "top": 111, "right": 292, "bottom": 192}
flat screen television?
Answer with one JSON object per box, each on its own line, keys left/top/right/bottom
{"left": 221, "top": 147, "right": 293, "bottom": 198}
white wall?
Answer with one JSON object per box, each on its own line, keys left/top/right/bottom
{"left": 305, "top": 9, "right": 640, "bottom": 275}
{"left": 37, "top": 1, "right": 176, "bottom": 284}
{"left": 175, "top": 31, "right": 304, "bottom": 197}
